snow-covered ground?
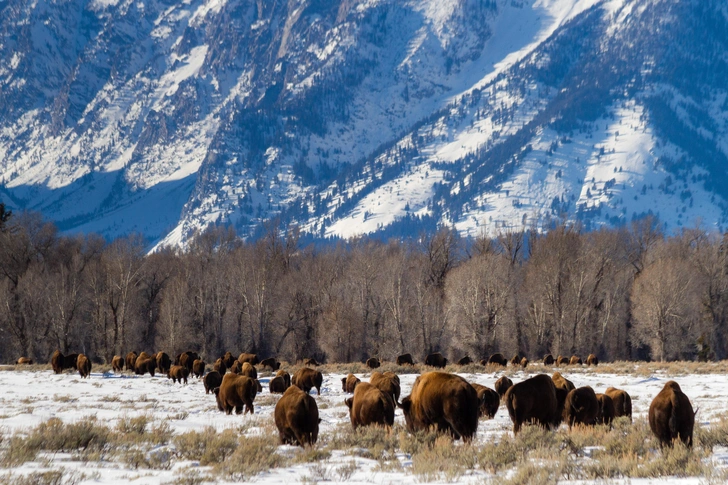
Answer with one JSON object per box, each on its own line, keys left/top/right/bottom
{"left": 0, "top": 365, "right": 726, "bottom": 484}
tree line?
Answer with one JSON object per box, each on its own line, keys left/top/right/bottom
{"left": 1, "top": 205, "right": 725, "bottom": 365}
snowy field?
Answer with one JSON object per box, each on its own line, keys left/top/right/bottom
{"left": 1, "top": 363, "right": 727, "bottom": 484}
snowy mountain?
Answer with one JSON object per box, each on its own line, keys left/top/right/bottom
{"left": 1, "top": 0, "right": 727, "bottom": 246}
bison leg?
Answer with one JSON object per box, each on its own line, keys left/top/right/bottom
{"left": 235, "top": 405, "right": 243, "bottom": 415}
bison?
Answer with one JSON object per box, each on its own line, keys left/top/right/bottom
{"left": 396, "top": 353, "right": 414, "bottom": 366}
{"left": 192, "top": 359, "right": 206, "bottom": 378}
{"left": 494, "top": 376, "right": 513, "bottom": 398}
{"left": 586, "top": 354, "right": 599, "bottom": 366}
{"left": 16, "top": 357, "right": 33, "bottom": 365}
{"left": 424, "top": 352, "right": 448, "bottom": 368}
{"left": 563, "top": 386, "right": 599, "bottom": 429}
{"left": 366, "top": 357, "right": 381, "bottom": 369}
{"left": 222, "top": 352, "right": 236, "bottom": 369}
{"left": 135, "top": 356, "right": 156, "bottom": 377}
{"left": 111, "top": 356, "right": 124, "bottom": 372}
{"left": 399, "top": 371, "right": 479, "bottom": 441}
{"left": 457, "top": 356, "right": 472, "bottom": 366}
{"left": 156, "top": 352, "right": 172, "bottom": 374}
{"left": 51, "top": 351, "right": 79, "bottom": 374}
{"left": 596, "top": 393, "right": 615, "bottom": 426}
{"left": 510, "top": 354, "right": 521, "bottom": 366}
{"left": 504, "top": 374, "right": 561, "bottom": 434}
{"left": 203, "top": 370, "right": 222, "bottom": 393}
{"left": 270, "top": 373, "right": 291, "bottom": 393}
{"left": 341, "top": 373, "right": 360, "bottom": 393}
{"left": 488, "top": 353, "right": 508, "bottom": 366}
{"left": 274, "top": 385, "right": 320, "bottom": 447}
{"left": 605, "top": 387, "right": 632, "bottom": 422}
{"left": 178, "top": 351, "right": 200, "bottom": 372}
{"left": 292, "top": 367, "right": 323, "bottom": 395}
{"left": 556, "top": 355, "right": 569, "bottom": 366}
{"left": 569, "top": 355, "right": 583, "bottom": 365}
{"left": 230, "top": 360, "right": 242, "bottom": 374}
{"left": 520, "top": 357, "right": 529, "bottom": 368}
{"left": 169, "top": 365, "right": 189, "bottom": 384}
{"left": 552, "top": 372, "right": 575, "bottom": 417}
{"left": 369, "top": 371, "right": 401, "bottom": 404}
{"left": 240, "top": 362, "right": 257, "bottom": 380}
{"left": 543, "top": 354, "right": 555, "bottom": 366}
{"left": 260, "top": 357, "right": 280, "bottom": 370}
{"left": 345, "top": 382, "right": 395, "bottom": 429}
{"left": 125, "top": 351, "right": 138, "bottom": 371}
{"left": 77, "top": 354, "right": 91, "bottom": 378}
{"left": 649, "top": 381, "right": 695, "bottom": 447}
{"left": 215, "top": 373, "right": 258, "bottom": 415}
{"left": 238, "top": 353, "right": 259, "bottom": 365}
{"left": 471, "top": 383, "right": 499, "bottom": 419}
{"left": 213, "top": 358, "right": 227, "bottom": 375}
{"left": 303, "top": 358, "right": 320, "bottom": 366}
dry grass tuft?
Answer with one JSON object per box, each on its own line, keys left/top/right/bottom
{"left": 213, "top": 432, "right": 282, "bottom": 480}
{"left": 173, "top": 427, "right": 239, "bottom": 465}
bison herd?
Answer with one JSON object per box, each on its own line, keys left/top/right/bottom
{"left": 29, "top": 349, "right": 698, "bottom": 450}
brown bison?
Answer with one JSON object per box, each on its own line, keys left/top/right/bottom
{"left": 345, "top": 382, "right": 395, "bottom": 429}
{"left": 203, "top": 370, "right": 222, "bottom": 393}
{"left": 586, "top": 354, "right": 599, "bottom": 366}
{"left": 488, "top": 353, "right": 508, "bottom": 366}
{"left": 270, "top": 373, "right": 290, "bottom": 393}
{"left": 260, "top": 357, "right": 280, "bottom": 370}
{"left": 341, "top": 373, "right": 361, "bottom": 393}
{"left": 277, "top": 369, "right": 291, "bottom": 387}
{"left": 238, "top": 353, "right": 259, "bottom": 365}
{"left": 543, "top": 354, "right": 555, "bottom": 365}
{"left": 178, "top": 351, "right": 200, "bottom": 372}
{"left": 51, "top": 351, "right": 79, "bottom": 374}
{"left": 569, "top": 355, "right": 583, "bottom": 365}
{"left": 556, "top": 355, "right": 569, "bottom": 366}
{"left": 192, "top": 359, "right": 206, "bottom": 378}
{"left": 649, "top": 381, "right": 696, "bottom": 447}
{"left": 16, "top": 357, "right": 33, "bottom": 365}
{"left": 551, "top": 372, "right": 575, "bottom": 417}
{"left": 292, "top": 367, "right": 323, "bottom": 395}
{"left": 77, "top": 354, "right": 91, "bottom": 378}
{"left": 520, "top": 357, "right": 529, "bottom": 368}
{"left": 510, "top": 354, "right": 521, "bottom": 366}
{"left": 494, "top": 376, "right": 513, "bottom": 398}
{"left": 605, "top": 387, "right": 633, "bottom": 422}
{"left": 156, "top": 352, "right": 172, "bottom": 374}
{"left": 424, "top": 352, "right": 448, "bottom": 368}
{"left": 168, "top": 365, "right": 189, "bottom": 384}
{"left": 222, "top": 352, "right": 236, "bottom": 369}
{"left": 230, "top": 360, "right": 242, "bottom": 374}
{"left": 303, "top": 358, "right": 320, "bottom": 366}
{"left": 366, "top": 357, "right": 381, "bottom": 369}
{"left": 396, "top": 353, "right": 414, "bottom": 365}
{"left": 563, "top": 386, "right": 599, "bottom": 429}
{"left": 125, "top": 351, "right": 138, "bottom": 371}
{"left": 457, "top": 356, "right": 472, "bottom": 366}
{"left": 596, "top": 393, "right": 615, "bottom": 426}
{"left": 504, "top": 374, "right": 561, "bottom": 434}
{"left": 215, "top": 373, "right": 258, "bottom": 415}
{"left": 471, "top": 383, "right": 499, "bottom": 419}
{"left": 274, "top": 385, "right": 320, "bottom": 447}
{"left": 135, "top": 356, "right": 156, "bottom": 376}
{"left": 370, "top": 371, "right": 401, "bottom": 404}
{"left": 111, "top": 355, "right": 124, "bottom": 372}
{"left": 240, "top": 362, "right": 257, "bottom": 379}
{"left": 399, "top": 371, "right": 479, "bottom": 441}
{"left": 213, "top": 358, "right": 227, "bottom": 375}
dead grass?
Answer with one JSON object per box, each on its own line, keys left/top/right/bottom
{"left": 212, "top": 432, "right": 283, "bottom": 480}
{"left": 173, "top": 427, "right": 239, "bottom": 465}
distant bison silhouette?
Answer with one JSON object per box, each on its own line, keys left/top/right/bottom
{"left": 569, "top": 355, "right": 582, "bottom": 365}
{"left": 424, "top": 352, "right": 447, "bottom": 368}
{"left": 238, "top": 353, "right": 259, "bottom": 365}
{"left": 649, "top": 381, "right": 695, "bottom": 447}
{"left": 556, "top": 355, "right": 569, "bottom": 366}
{"left": 586, "top": 354, "right": 599, "bottom": 366}
{"left": 303, "top": 358, "right": 320, "bottom": 366}
{"left": 366, "top": 357, "right": 381, "bottom": 369}
{"left": 399, "top": 371, "right": 478, "bottom": 441}
{"left": 260, "top": 357, "right": 280, "bottom": 370}
{"left": 457, "top": 356, "right": 472, "bottom": 366}
{"left": 16, "top": 357, "right": 33, "bottom": 365}
{"left": 396, "top": 353, "right": 414, "bottom": 366}
{"left": 275, "top": 385, "right": 320, "bottom": 447}
{"left": 520, "top": 357, "right": 529, "bottom": 368}
{"left": 543, "top": 354, "right": 555, "bottom": 365}
{"left": 488, "top": 353, "right": 508, "bottom": 366}
{"left": 510, "top": 354, "right": 521, "bottom": 366}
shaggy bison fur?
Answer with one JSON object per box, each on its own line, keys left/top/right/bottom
{"left": 556, "top": 355, "right": 569, "bottom": 366}
{"left": 169, "top": 365, "right": 189, "bottom": 384}
{"left": 520, "top": 357, "right": 529, "bottom": 368}
{"left": 504, "top": 374, "right": 561, "bottom": 434}
{"left": 203, "top": 370, "right": 222, "bottom": 393}
{"left": 192, "top": 359, "right": 206, "bottom": 378}
{"left": 76, "top": 354, "right": 91, "bottom": 378}
{"left": 366, "top": 357, "right": 381, "bottom": 369}
{"left": 240, "top": 362, "right": 257, "bottom": 379}
{"left": 238, "top": 353, "right": 259, "bottom": 365}
{"left": 213, "top": 358, "right": 227, "bottom": 375}
{"left": 111, "top": 356, "right": 124, "bottom": 372}
{"left": 270, "top": 373, "right": 291, "bottom": 393}
{"left": 51, "top": 351, "right": 79, "bottom": 374}
{"left": 596, "top": 393, "right": 615, "bottom": 426}
{"left": 488, "top": 353, "right": 508, "bottom": 366}
{"left": 563, "top": 386, "right": 599, "bottom": 428}
{"left": 125, "top": 351, "right": 138, "bottom": 371}
{"left": 222, "top": 352, "right": 236, "bottom": 369}
{"left": 215, "top": 373, "right": 258, "bottom": 415}
{"left": 471, "top": 383, "right": 499, "bottom": 419}
{"left": 341, "top": 373, "right": 361, "bottom": 393}
{"left": 178, "top": 351, "right": 200, "bottom": 372}
{"left": 586, "top": 354, "right": 599, "bottom": 366}
{"left": 156, "top": 352, "right": 172, "bottom": 374}
{"left": 510, "top": 354, "right": 521, "bottom": 366}
{"left": 605, "top": 387, "right": 632, "bottom": 422}
{"left": 494, "top": 376, "right": 514, "bottom": 398}
{"left": 543, "top": 354, "right": 555, "bottom": 365}
{"left": 135, "top": 356, "right": 156, "bottom": 376}
{"left": 649, "top": 381, "right": 695, "bottom": 447}
{"left": 396, "top": 353, "right": 414, "bottom": 366}
{"left": 16, "top": 357, "right": 33, "bottom": 365}
{"left": 569, "top": 355, "right": 583, "bottom": 365}
{"left": 345, "top": 382, "right": 395, "bottom": 429}
{"left": 457, "top": 356, "right": 472, "bottom": 366}
{"left": 370, "top": 371, "right": 401, "bottom": 404}
{"left": 292, "top": 367, "right": 324, "bottom": 395}
{"left": 230, "top": 360, "right": 242, "bottom": 374}
{"left": 424, "top": 352, "right": 448, "bottom": 368}
{"left": 260, "top": 357, "right": 280, "bottom": 370}
{"left": 274, "top": 385, "right": 320, "bottom": 447}
{"left": 399, "top": 371, "right": 479, "bottom": 441}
